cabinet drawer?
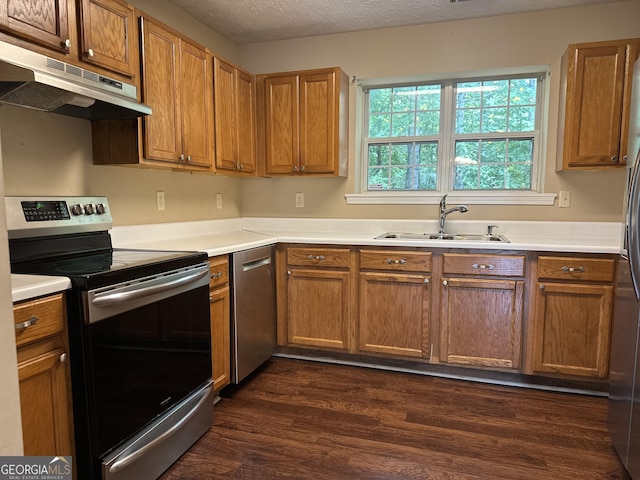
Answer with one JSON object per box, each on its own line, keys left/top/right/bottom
{"left": 14, "top": 294, "right": 65, "bottom": 347}
{"left": 287, "top": 247, "right": 351, "bottom": 268}
{"left": 209, "top": 256, "right": 229, "bottom": 289}
{"left": 359, "top": 249, "right": 432, "bottom": 273}
{"left": 537, "top": 256, "right": 615, "bottom": 283}
{"left": 443, "top": 253, "right": 525, "bottom": 277}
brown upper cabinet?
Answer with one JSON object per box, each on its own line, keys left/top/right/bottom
{"left": 0, "top": 0, "right": 71, "bottom": 54}
{"left": 257, "top": 67, "right": 349, "bottom": 177}
{"left": 557, "top": 38, "right": 640, "bottom": 170}
{"left": 92, "top": 13, "right": 214, "bottom": 172}
{"left": 140, "top": 15, "right": 213, "bottom": 169}
{"left": 213, "top": 57, "right": 256, "bottom": 175}
{"left": 77, "top": 0, "right": 136, "bottom": 78}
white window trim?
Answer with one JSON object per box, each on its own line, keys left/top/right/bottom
{"left": 345, "top": 191, "right": 557, "bottom": 205}
{"left": 348, "top": 65, "right": 555, "bottom": 206}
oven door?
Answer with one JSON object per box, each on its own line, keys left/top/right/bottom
{"left": 79, "top": 263, "right": 212, "bottom": 465}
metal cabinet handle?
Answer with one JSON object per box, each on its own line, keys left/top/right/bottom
{"left": 561, "top": 266, "right": 585, "bottom": 273}
{"left": 472, "top": 263, "right": 495, "bottom": 270}
{"left": 293, "top": 165, "right": 299, "bottom": 171}
{"left": 442, "top": 280, "right": 448, "bottom": 286}
{"left": 424, "top": 278, "right": 429, "bottom": 284}
{"left": 300, "top": 165, "right": 306, "bottom": 172}
{"left": 186, "top": 155, "right": 192, "bottom": 163}
{"left": 63, "top": 39, "right": 71, "bottom": 49}
{"left": 179, "top": 154, "right": 185, "bottom": 162}
{"left": 210, "top": 271, "right": 223, "bottom": 280}
{"left": 87, "top": 48, "right": 95, "bottom": 57}
{"left": 287, "top": 270, "right": 292, "bottom": 275}
{"left": 611, "top": 155, "right": 618, "bottom": 162}
{"left": 385, "top": 258, "right": 406, "bottom": 264}
{"left": 624, "top": 155, "right": 628, "bottom": 163}
{"left": 59, "top": 353, "right": 67, "bottom": 363}
{"left": 307, "top": 255, "right": 325, "bottom": 261}
{"left": 539, "top": 284, "right": 545, "bottom": 290}
{"left": 15, "top": 316, "right": 38, "bottom": 331}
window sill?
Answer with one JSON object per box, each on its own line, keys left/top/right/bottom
{"left": 345, "top": 192, "right": 557, "bottom": 206}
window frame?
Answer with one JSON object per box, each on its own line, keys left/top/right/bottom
{"left": 347, "top": 66, "right": 556, "bottom": 206}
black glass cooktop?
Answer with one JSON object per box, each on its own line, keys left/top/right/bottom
{"left": 12, "top": 248, "right": 208, "bottom": 290}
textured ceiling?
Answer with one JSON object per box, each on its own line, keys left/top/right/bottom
{"left": 168, "top": 0, "right": 621, "bottom": 44}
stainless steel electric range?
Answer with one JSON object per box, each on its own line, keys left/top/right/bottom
{"left": 6, "top": 196, "right": 214, "bottom": 480}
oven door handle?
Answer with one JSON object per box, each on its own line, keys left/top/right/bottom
{"left": 91, "top": 267, "right": 209, "bottom": 308}
{"left": 108, "top": 382, "right": 212, "bottom": 474}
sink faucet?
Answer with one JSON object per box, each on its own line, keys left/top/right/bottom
{"left": 438, "top": 194, "right": 468, "bottom": 234}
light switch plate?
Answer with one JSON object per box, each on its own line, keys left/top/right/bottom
{"left": 216, "top": 193, "right": 223, "bottom": 209}
{"left": 295, "top": 192, "right": 304, "bottom": 208}
{"left": 559, "top": 191, "right": 571, "bottom": 208}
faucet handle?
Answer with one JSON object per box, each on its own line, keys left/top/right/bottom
{"left": 487, "top": 224, "right": 498, "bottom": 235}
{"left": 439, "top": 194, "right": 448, "bottom": 213}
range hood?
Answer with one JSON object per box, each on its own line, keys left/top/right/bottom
{"left": 0, "top": 40, "right": 151, "bottom": 120}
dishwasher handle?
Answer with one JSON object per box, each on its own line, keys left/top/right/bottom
{"left": 242, "top": 256, "right": 272, "bottom": 272}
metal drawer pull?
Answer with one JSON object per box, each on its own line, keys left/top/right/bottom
{"left": 59, "top": 353, "right": 67, "bottom": 363}
{"left": 442, "top": 280, "right": 448, "bottom": 286}
{"left": 15, "top": 316, "right": 38, "bottom": 331}
{"left": 561, "top": 266, "right": 585, "bottom": 273}
{"left": 210, "top": 271, "right": 224, "bottom": 279}
{"left": 424, "top": 278, "right": 429, "bottom": 284}
{"left": 307, "top": 255, "right": 325, "bottom": 261}
{"left": 539, "top": 284, "right": 545, "bottom": 290}
{"left": 472, "top": 263, "right": 495, "bottom": 270}
{"left": 385, "top": 258, "right": 406, "bottom": 264}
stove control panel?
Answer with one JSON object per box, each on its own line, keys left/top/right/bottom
{"left": 5, "top": 196, "right": 113, "bottom": 239}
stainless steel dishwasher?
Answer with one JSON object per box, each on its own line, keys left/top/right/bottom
{"left": 231, "top": 244, "right": 277, "bottom": 383}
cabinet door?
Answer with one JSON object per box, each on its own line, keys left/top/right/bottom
{"left": 18, "top": 347, "right": 73, "bottom": 456}
{"left": 563, "top": 42, "right": 627, "bottom": 168}
{"left": 214, "top": 58, "right": 238, "bottom": 171}
{"left": 78, "top": 0, "right": 135, "bottom": 77}
{"left": 0, "top": 0, "right": 70, "bottom": 53}
{"left": 237, "top": 68, "right": 256, "bottom": 173}
{"left": 287, "top": 268, "right": 350, "bottom": 350}
{"left": 179, "top": 39, "right": 212, "bottom": 168}
{"left": 299, "top": 70, "right": 337, "bottom": 174}
{"left": 440, "top": 278, "right": 524, "bottom": 369}
{"left": 140, "top": 17, "right": 181, "bottom": 163}
{"left": 620, "top": 40, "right": 640, "bottom": 165}
{"left": 264, "top": 75, "right": 299, "bottom": 174}
{"left": 210, "top": 287, "right": 230, "bottom": 392}
{"left": 359, "top": 272, "right": 430, "bottom": 358}
{"left": 532, "top": 282, "right": 613, "bottom": 377}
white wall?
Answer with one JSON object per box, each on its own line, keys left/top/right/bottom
{"left": 0, "top": 126, "right": 24, "bottom": 455}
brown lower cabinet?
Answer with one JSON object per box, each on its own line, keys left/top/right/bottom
{"left": 439, "top": 253, "right": 526, "bottom": 369}
{"left": 278, "top": 245, "right": 354, "bottom": 351}
{"left": 358, "top": 249, "right": 432, "bottom": 358}
{"left": 278, "top": 244, "right": 617, "bottom": 383}
{"left": 208, "top": 255, "right": 230, "bottom": 392}
{"left": 14, "top": 293, "right": 74, "bottom": 458}
{"left": 531, "top": 255, "right": 615, "bottom": 378}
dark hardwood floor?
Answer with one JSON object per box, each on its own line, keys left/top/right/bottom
{"left": 160, "top": 357, "right": 629, "bottom": 479}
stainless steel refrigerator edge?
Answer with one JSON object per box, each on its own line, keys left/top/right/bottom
{"left": 610, "top": 56, "right": 640, "bottom": 478}
{"left": 231, "top": 245, "right": 277, "bottom": 383}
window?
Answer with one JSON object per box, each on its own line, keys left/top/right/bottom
{"left": 361, "top": 71, "right": 547, "bottom": 200}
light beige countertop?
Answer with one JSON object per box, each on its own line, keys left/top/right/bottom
{"left": 11, "top": 274, "right": 71, "bottom": 303}
{"left": 13, "top": 216, "right": 622, "bottom": 303}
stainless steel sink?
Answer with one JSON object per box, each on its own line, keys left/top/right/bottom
{"left": 375, "top": 232, "right": 510, "bottom": 242}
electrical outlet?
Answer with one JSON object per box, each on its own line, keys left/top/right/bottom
{"left": 559, "top": 190, "right": 571, "bottom": 208}
{"left": 216, "top": 193, "right": 223, "bottom": 209}
{"left": 156, "top": 191, "right": 165, "bottom": 211}
{"left": 295, "top": 192, "right": 304, "bottom": 208}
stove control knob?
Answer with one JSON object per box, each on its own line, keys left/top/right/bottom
{"left": 84, "top": 204, "right": 95, "bottom": 215}
{"left": 70, "top": 204, "right": 83, "bottom": 216}
{"left": 95, "top": 203, "right": 106, "bottom": 215}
